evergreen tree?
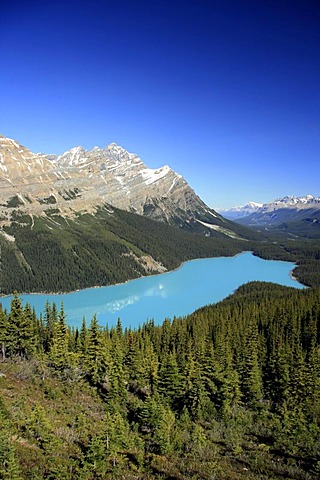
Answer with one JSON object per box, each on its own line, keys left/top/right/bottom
{"left": 0, "top": 305, "right": 8, "bottom": 360}
{"left": 158, "top": 351, "right": 182, "bottom": 408}
{"left": 153, "top": 404, "right": 176, "bottom": 454}
{"left": 6, "top": 292, "right": 23, "bottom": 357}
{"left": 43, "top": 301, "right": 57, "bottom": 352}
{"left": 0, "top": 433, "right": 22, "bottom": 480}
{"left": 182, "top": 341, "right": 207, "bottom": 418}
{"left": 79, "top": 317, "right": 88, "bottom": 356}
{"left": 86, "top": 315, "right": 107, "bottom": 384}
{"left": 240, "top": 317, "right": 263, "bottom": 407}
{"left": 20, "top": 303, "right": 36, "bottom": 358}
{"left": 49, "top": 303, "right": 69, "bottom": 370}
{"left": 141, "top": 334, "right": 159, "bottom": 395}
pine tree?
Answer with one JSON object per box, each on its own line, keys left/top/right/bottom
{"left": 86, "top": 315, "right": 107, "bottom": 384}
{"left": 6, "top": 292, "right": 23, "bottom": 357}
{"left": 240, "top": 317, "right": 263, "bottom": 407}
{"left": 153, "top": 404, "right": 176, "bottom": 454}
{"left": 43, "top": 301, "right": 57, "bottom": 352}
{"left": 25, "top": 404, "right": 53, "bottom": 450}
{"left": 0, "top": 305, "right": 8, "bottom": 360}
{"left": 182, "top": 340, "right": 207, "bottom": 418}
{"left": 215, "top": 340, "right": 241, "bottom": 418}
{"left": 79, "top": 317, "right": 88, "bottom": 356}
{"left": 0, "top": 433, "right": 22, "bottom": 480}
{"left": 265, "top": 334, "right": 290, "bottom": 410}
{"left": 103, "top": 411, "right": 131, "bottom": 467}
{"left": 83, "top": 434, "right": 108, "bottom": 478}
{"left": 158, "top": 351, "right": 182, "bottom": 408}
{"left": 20, "top": 303, "right": 36, "bottom": 358}
{"left": 141, "top": 334, "right": 159, "bottom": 395}
{"left": 49, "top": 303, "right": 69, "bottom": 370}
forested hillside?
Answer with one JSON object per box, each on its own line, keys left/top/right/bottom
{"left": 0, "top": 282, "right": 319, "bottom": 479}
{"left": 1, "top": 206, "right": 320, "bottom": 295}
{"left": 250, "top": 238, "right": 320, "bottom": 287}
{"left": 0, "top": 206, "right": 249, "bottom": 295}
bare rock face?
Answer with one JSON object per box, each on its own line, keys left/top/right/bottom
{"left": 0, "top": 134, "right": 216, "bottom": 228}
{"left": 0, "top": 135, "right": 56, "bottom": 189}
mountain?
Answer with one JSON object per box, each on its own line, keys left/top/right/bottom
{"left": 235, "top": 195, "right": 320, "bottom": 238}
{"left": 0, "top": 134, "right": 258, "bottom": 241}
{"left": 218, "top": 201, "right": 263, "bottom": 220}
{"left": 0, "top": 134, "right": 264, "bottom": 294}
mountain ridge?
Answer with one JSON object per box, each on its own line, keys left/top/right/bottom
{"left": 228, "top": 195, "right": 320, "bottom": 238}
{"left": 218, "top": 201, "right": 263, "bottom": 220}
{"left": 220, "top": 195, "right": 320, "bottom": 219}
{"left": 0, "top": 135, "right": 206, "bottom": 220}
{"left": 0, "top": 134, "right": 258, "bottom": 241}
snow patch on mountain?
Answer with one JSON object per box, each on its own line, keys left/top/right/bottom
{"left": 195, "top": 219, "right": 246, "bottom": 239}
{"left": 140, "top": 165, "right": 171, "bottom": 185}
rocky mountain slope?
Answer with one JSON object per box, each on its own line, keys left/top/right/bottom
{"left": 0, "top": 134, "right": 257, "bottom": 241}
{"left": 1, "top": 135, "right": 198, "bottom": 222}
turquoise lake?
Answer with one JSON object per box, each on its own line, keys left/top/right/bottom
{"left": 0, "top": 252, "right": 304, "bottom": 329}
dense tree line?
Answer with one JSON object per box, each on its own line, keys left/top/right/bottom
{"left": 0, "top": 282, "right": 319, "bottom": 479}
{"left": 252, "top": 238, "right": 320, "bottom": 287}
{"left": 0, "top": 208, "right": 246, "bottom": 295}
{"left": 1, "top": 207, "right": 320, "bottom": 295}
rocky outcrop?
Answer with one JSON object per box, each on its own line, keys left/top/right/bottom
{"left": 0, "top": 135, "right": 214, "bottom": 228}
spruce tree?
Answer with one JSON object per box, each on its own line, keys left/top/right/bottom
{"left": 86, "top": 315, "right": 107, "bottom": 385}
{"left": 49, "top": 303, "right": 69, "bottom": 370}
{"left": 0, "top": 433, "right": 22, "bottom": 480}
{"left": 6, "top": 292, "right": 23, "bottom": 357}
{"left": 0, "top": 306, "right": 8, "bottom": 360}
{"left": 240, "top": 317, "right": 263, "bottom": 408}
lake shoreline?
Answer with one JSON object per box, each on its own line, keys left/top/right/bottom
{"left": 0, "top": 250, "right": 250, "bottom": 299}
{"left": 0, "top": 252, "right": 305, "bottom": 328}
{"left": 0, "top": 250, "right": 303, "bottom": 302}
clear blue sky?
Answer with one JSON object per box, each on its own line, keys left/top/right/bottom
{"left": 1, "top": 0, "right": 319, "bottom": 209}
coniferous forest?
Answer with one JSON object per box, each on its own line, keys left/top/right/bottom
{"left": 1, "top": 207, "right": 320, "bottom": 295}
{"left": 0, "top": 282, "right": 319, "bottom": 479}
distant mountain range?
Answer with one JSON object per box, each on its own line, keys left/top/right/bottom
{"left": 219, "top": 202, "right": 263, "bottom": 220}
{"left": 221, "top": 195, "right": 320, "bottom": 238}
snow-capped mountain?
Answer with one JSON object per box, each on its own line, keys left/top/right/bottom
{"left": 221, "top": 195, "right": 320, "bottom": 221}
{"left": 0, "top": 134, "right": 250, "bottom": 239}
{"left": 219, "top": 201, "right": 263, "bottom": 220}
{"left": 261, "top": 195, "right": 320, "bottom": 210}
{"left": 233, "top": 195, "right": 320, "bottom": 238}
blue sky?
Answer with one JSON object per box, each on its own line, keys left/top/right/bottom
{"left": 0, "top": 0, "right": 319, "bottom": 209}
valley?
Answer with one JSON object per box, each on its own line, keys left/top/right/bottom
{"left": 0, "top": 252, "right": 304, "bottom": 328}
{"left": 1, "top": 135, "right": 320, "bottom": 297}
{"left": 2, "top": 0, "right": 319, "bottom": 477}
{"left": 222, "top": 196, "right": 320, "bottom": 239}
{"left": 0, "top": 135, "right": 319, "bottom": 480}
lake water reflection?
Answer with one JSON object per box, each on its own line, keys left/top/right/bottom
{"left": 0, "top": 252, "right": 304, "bottom": 329}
